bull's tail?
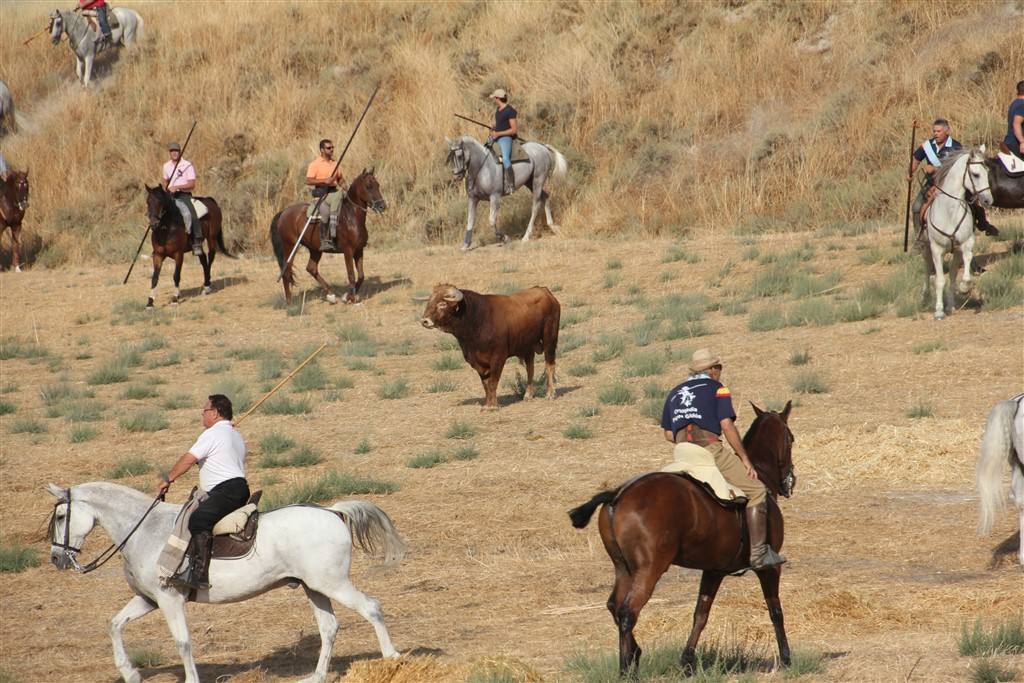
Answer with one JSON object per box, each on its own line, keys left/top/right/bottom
{"left": 269, "top": 211, "right": 285, "bottom": 271}
{"left": 569, "top": 490, "right": 616, "bottom": 529}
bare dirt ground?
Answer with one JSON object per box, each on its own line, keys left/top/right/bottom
{"left": 1, "top": 230, "right": 1021, "bottom": 682}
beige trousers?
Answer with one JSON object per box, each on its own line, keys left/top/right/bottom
{"left": 704, "top": 441, "right": 766, "bottom": 505}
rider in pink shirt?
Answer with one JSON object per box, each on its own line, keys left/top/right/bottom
{"left": 161, "top": 142, "right": 202, "bottom": 254}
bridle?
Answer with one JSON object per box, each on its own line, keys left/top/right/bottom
{"left": 447, "top": 144, "right": 467, "bottom": 180}
{"left": 930, "top": 154, "right": 991, "bottom": 241}
{"left": 48, "top": 488, "right": 163, "bottom": 574}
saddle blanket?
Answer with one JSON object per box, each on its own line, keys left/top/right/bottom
{"left": 156, "top": 487, "right": 207, "bottom": 585}
{"left": 490, "top": 139, "right": 530, "bottom": 165}
{"left": 191, "top": 198, "right": 209, "bottom": 219}
{"left": 661, "top": 442, "right": 744, "bottom": 503}
{"left": 997, "top": 151, "right": 1024, "bottom": 175}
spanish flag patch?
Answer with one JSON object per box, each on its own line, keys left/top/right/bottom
{"left": 716, "top": 387, "right": 731, "bottom": 397}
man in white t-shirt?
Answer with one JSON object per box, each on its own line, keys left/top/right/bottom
{"left": 158, "top": 394, "right": 249, "bottom": 589}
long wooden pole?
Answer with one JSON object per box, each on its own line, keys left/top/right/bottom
{"left": 233, "top": 342, "right": 327, "bottom": 425}
{"left": 903, "top": 119, "right": 918, "bottom": 253}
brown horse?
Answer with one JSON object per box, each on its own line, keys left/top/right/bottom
{"left": 0, "top": 169, "right": 29, "bottom": 272}
{"left": 144, "top": 185, "right": 233, "bottom": 308}
{"left": 569, "top": 402, "right": 796, "bottom": 676}
{"left": 269, "top": 169, "right": 386, "bottom": 306}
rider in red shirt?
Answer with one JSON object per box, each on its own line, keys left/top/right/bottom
{"left": 78, "top": 0, "right": 112, "bottom": 47}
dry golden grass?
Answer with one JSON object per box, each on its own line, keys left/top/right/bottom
{"left": 1, "top": 1, "right": 1022, "bottom": 265}
{"left": 0, "top": 228, "right": 1021, "bottom": 682}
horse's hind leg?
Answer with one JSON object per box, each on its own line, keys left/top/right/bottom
{"left": 606, "top": 564, "right": 639, "bottom": 675}
{"left": 299, "top": 587, "right": 338, "bottom": 683}
{"left": 148, "top": 254, "right": 164, "bottom": 308}
{"left": 171, "top": 252, "right": 184, "bottom": 304}
{"left": 522, "top": 180, "right": 544, "bottom": 242}
{"left": 306, "top": 251, "right": 338, "bottom": 304}
{"left": 615, "top": 563, "right": 669, "bottom": 675}
{"left": 110, "top": 594, "right": 157, "bottom": 683}
{"left": 541, "top": 190, "right": 560, "bottom": 234}
{"left": 680, "top": 571, "right": 725, "bottom": 673}
{"left": 197, "top": 252, "right": 212, "bottom": 294}
{"left": 325, "top": 579, "right": 399, "bottom": 658}
{"left": 756, "top": 566, "right": 791, "bottom": 668}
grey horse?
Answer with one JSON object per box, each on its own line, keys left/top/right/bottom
{"left": 49, "top": 7, "right": 143, "bottom": 88}
{"left": 445, "top": 135, "right": 568, "bottom": 250}
{"left": 0, "top": 80, "right": 16, "bottom": 136}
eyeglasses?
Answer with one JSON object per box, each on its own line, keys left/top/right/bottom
{"left": 202, "top": 407, "right": 216, "bottom": 413}
{"left": 323, "top": 146, "right": 334, "bottom": 151}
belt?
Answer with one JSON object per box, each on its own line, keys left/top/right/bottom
{"left": 676, "top": 424, "right": 720, "bottom": 447}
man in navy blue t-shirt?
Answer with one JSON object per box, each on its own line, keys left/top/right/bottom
{"left": 487, "top": 88, "right": 518, "bottom": 196}
{"left": 661, "top": 349, "right": 785, "bottom": 569}
{"left": 1005, "top": 81, "right": 1024, "bottom": 161}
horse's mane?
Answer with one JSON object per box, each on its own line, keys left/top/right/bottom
{"left": 931, "top": 148, "right": 973, "bottom": 188}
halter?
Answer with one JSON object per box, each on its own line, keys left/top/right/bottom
{"left": 48, "top": 488, "right": 163, "bottom": 574}
{"left": 447, "top": 144, "right": 468, "bottom": 179}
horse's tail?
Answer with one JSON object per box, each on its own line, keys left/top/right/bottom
{"left": 546, "top": 145, "right": 569, "bottom": 181}
{"left": 329, "top": 501, "right": 406, "bottom": 566}
{"left": 269, "top": 211, "right": 285, "bottom": 270}
{"left": 569, "top": 490, "right": 617, "bottom": 529}
{"left": 977, "top": 399, "right": 1015, "bottom": 534}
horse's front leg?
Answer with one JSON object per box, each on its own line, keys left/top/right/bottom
{"left": 75, "top": 55, "right": 84, "bottom": 84}
{"left": 756, "top": 566, "right": 791, "bottom": 668}
{"left": 340, "top": 251, "right": 358, "bottom": 303}
{"left": 958, "top": 235, "right": 976, "bottom": 295}
{"left": 171, "top": 252, "right": 184, "bottom": 304}
{"left": 680, "top": 571, "right": 725, "bottom": 673}
{"left": 354, "top": 253, "right": 365, "bottom": 293}
{"left": 489, "top": 194, "right": 506, "bottom": 243}
{"left": 156, "top": 592, "right": 200, "bottom": 683}
{"left": 83, "top": 54, "right": 94, "bottom": 88}
{"left": 110, "top": 594, "right": 157, "bottom": 683}
{"left": 11, "top": 225, "right": 21, "bottom": 272}
{"left": 929, "top": 239, "right": 947, "bottom": 320}
{"left": 462, "top": 195, "right": 478, "bottom": 250}
{"left": 148, "top": 253, "right": 164, "bottom": 308}
{"left": 299, "top": 587, "right": 338, "bottom": 683}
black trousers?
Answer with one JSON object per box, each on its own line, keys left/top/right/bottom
{"left": 188, "top": 478, "right": 250, "bottom": 535}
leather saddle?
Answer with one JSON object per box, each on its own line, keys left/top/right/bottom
{"left": 210, "top": 491, "right": 261, "bottom": 560}
{"left": 669, "top": 471, "right": 749, "bottom": 509}
{"left": 81, "top": 8, "right": 121, "bottom": 32}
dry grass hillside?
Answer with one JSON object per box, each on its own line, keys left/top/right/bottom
{"left": 1, "top": 1, "right": 1023, "bottom": 265}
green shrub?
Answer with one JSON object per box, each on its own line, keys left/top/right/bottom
{"left": 599, "top": 382, "right": 635, "bottom": 405}
{"left": 127, "top": 648, "right": 165, "bottom": 668}
{"left": 662, "top": 244, "right": 698, "bottom": 263}
{"left": 346, "top": 359, "right": 378, "bottom": 372}
{"left": 630, "top": 320, "right": 660, "bottom": 347}
{"left": 9, "top": 418, "right": 46, "bottom": 434}
{"left": 407, "top": 450, "right": 446, "bottom": 469}
{"left": 354, "top": 437, "right": 372, "bottom": 454}
{"left": 561, "top": 309, "right": 590, "bottom": 328}
{"left": 106, "top": 457, "right": 153, "bottom": 479}
{"left": 0, "top": 337, "right": 48, "bottom": 361}
{"left": 204, "top": 360, "right": 230, "bottom": 375}
{"left": 0, "top": 401, "right": 16, "bottom": 416}
{"left": 913, "top": 339, "right": 946, "bottom": 354}
{"left": 261, "top": 471, "right": 397, "bottom": 510}
{"left": 563, "top": 423, "right": 593, "bottom": 439}
{"left": 88, "top": 358, "right": 132, "bottom": 385}
{"left": 569, "top": 363, "right": 597, "bottom": 377}
{"left": 622, "top": 350, "right": 666, "bottom": 378}
{"left": 606, "top": 257, "right": 623, "bottom": 270}
{"left": 342, "top": 339, "right": 379, "bottom": 357}
{"left": 147, "top": 351, "right": 181, "bottom": 368}
{"left": 0, "top": 541, "right": 40, "bottom": 573}
{"left": 789, "top": 349, "right": 811, "bottom": 365}
{"left": 333, "top": 376, "right": 355, "bottom": 390}
{"left": 579, "top": 405, "right": 601, "bottom": 418}
{"left": 907, "top": 402, "right": 933, "bottom": 418}
{"left": 453, "top": 445, "right": 479, "bottom": 461}
{"left": 121, "top": 384, "right": 159, "bottom": 400}
{"left": 980, "top": 256, "right": 1024, "bottom": 311}
{"left": 566, "top": 637, "right": 768, "bottom": 682}
{"left": 263, "top": 396, "right": 313, "bottom": 415}
{"left": 209, "top": 377, "right": 253, "bottom": 412}
{"left": 639, "top": 398, "right": 663, "bottom": 423}
{"left": 559, "top": 332, "right": 586, "bottom": 354}
{"left": 263, "top": 445, "right": 321, "bottom": 468}
{"left": 959, "top": 616, "right": 1024, "bottom": 656}
{"left": 161, "top": 393, "right": 190, "bottom": 410}
{"left": 119, "top": 410, "right": 169, "bottom": 432}
{"left": 592, "top": 335, "right": 626, "bottom": 363}
{"left": 291, "top": 362, "right": 328, "bottom": 392}
{"left": 256, "top": 354, "right": 284, "bottom": 381}
{"left": 783, "top": 650, "right": 827, "bottom": 679}
{"left": 602, "top": 273, "right": 619, "bottom": 289}
{"left": 69, "top": 425, "right": 99, "bottom": 443}
{"left": 748, "top": 305, "right": 786, "bottom": 331}
{"left": 260, "top": 432, "right": 296, "bottom": 455}
{"left": 446, "top": 420, "right": 476, "bottom": 440}
{"left": 40, "top": 382, "right": 76, "bottom": 407}
{"left": 788, "top": 298, "right": 837, "bottom": 327}
{"left": 750, "top": 265, "right": 796, "bottom": 298}
{"left": 427, "top": 378, "right": 458, "bottom": 393}
{"left": 792, "top": 370, "right": 829, "bottom": 394}
{"left": 720, "top": 299, "right": 749, "bottom": 316}
{"left": 378, "top": 378, "right": 411, "bottom": 400}
{"left": 432, "top": 354, "right": 463, "bottom": 371}
{"left": 336, "top": 321, "right": 371, "bottom": 342}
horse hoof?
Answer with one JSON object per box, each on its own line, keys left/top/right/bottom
{"left": 460, "top": 242, "right": 471, "bottom": 252}
{"left": 202, "top": 286, "right": 212, "bottom": 295}
{"left": 146, "top": 300, "right": 154, "bottom": 310}
{"left": 326, "top": 293, "right": 337, "bottom": 304}
{"left": 14, "top": 266, "right": 22, "bottom": 273}
{"left": 934, "top": 312, "right": 945, "bottom": 320}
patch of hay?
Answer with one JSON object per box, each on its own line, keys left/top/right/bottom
{"left": 341, "top": 655, "right": 464, "bottom": 683}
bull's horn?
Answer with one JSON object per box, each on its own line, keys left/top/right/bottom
{"left": 411, "top": 295, "right": 430, "bottom": 302}
{"left": 443, "top": 287, "right": 463, "bottom": 302}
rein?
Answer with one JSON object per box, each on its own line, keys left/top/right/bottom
{"left": 929, "top": 157, "right": 989, "bottom": 241}
{"left": 49, "top": 488, "right": 164, "bottom": 574}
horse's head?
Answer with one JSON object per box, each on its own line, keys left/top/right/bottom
{"left": 445, "top": 137, "right": 468, "bottom": 180}
{"left": 747, "top": 401, "right": 796, "bottom": 498}
{"left": 49, "top": 10, "right": 64, "bottom": 44}
{"left": 45, "top": 484, "right": 96, "bottom": 571}
{"left": 144, "top": 184, "right": 173, "bottom": 231}
{"left": 351, "top": 167, "right": 387, "bottom": 214}
{"left": 7, "top": 170, "right": 29, "bottom": 211}
{"left": 966, "top": 146, "right": 994, "bottom": 208}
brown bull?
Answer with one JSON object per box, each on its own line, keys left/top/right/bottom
{"left": 420, "top": 284, "right": 560, "bottom": 409}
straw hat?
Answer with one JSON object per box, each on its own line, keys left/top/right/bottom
{"left": 488, "top": 88, "right": 507, "bottom": 100}
{"left": 688, "top": 348, "right": 722, "bottom": 373}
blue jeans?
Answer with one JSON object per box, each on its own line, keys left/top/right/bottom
{"left": 497, "top": 137, "right": 512, "bottom": 170}
{"left": 96, "top": 6, "right": 112, "bottom": 37}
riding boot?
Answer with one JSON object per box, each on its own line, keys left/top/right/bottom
{"left": 746, "top": 502, "right": 786, "bottom": 570}
{"left": 186, "top": 531, "right": 213, "bottom": 590}
{"left": 326, "top": 215, "right": 338, "bottom": 250}
{"left": 972, "top": 205, "right": 999, "bottom": 237}
{"left": 503, "top": 167, "right": 514, "bottom": 196}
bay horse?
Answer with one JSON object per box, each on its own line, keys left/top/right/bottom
{"left": 569, "top": 402, "right": 796, "bottom": 676}
{"left": 47, "top": 482, "right": 404, "bottom": 683}
{"left": 269, "top": 168, "right": 386, "bottom": 306}
{"left": 144, "top": 185, "right": 232, "bottom": 308}
{"left": 0, "top": 169, "right": 29, "bottom": 272}
{"left": 977, "top": 393, "right": 1024, "bottom": 568}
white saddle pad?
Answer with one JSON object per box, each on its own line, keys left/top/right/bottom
{"left": 661, "top": 442, "right": 743, "bottom": 501}
{"left": 212, "top": 503, "right": 255, "bottom": 536}
{"left": 190, "top": 198, "right": 209, "bottom": 219}
{"left": 997, "top": 152, "right": 1024, "bottom": 174}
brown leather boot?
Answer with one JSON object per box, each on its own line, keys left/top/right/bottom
{"left": 746, "top": 502, "right": 786, "bottom": 569}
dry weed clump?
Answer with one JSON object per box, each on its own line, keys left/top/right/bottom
{"left": 1, "top": 3, "right": 1022, "bottom": 263}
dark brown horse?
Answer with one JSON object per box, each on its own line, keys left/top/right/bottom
{"left": 986, "top": 152, "right": 1024, "bottom": 209}
{"left": 269, "top": 169, "right": 386, "bottom": 306}
{"left": 144, "top": 185, "right": 232, "bottom": 308}
{"left": 569, "top": 402, "right": 796, "bottom": 676}
{"left": 0, "top": 169, "right": 29, "bottom": 272}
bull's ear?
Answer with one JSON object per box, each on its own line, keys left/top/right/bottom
{"left": 780, "top": 400, "right": 792, "bottom": 422}
{"left": 750, "top": 401, "right": 764, "bottom": 417}
{"left": 443, "top": 287, "right": 463, "bottom": 303}
{"left": 46, "top": 483, "right": 67, "bottom": 500}
{"left": 369, "top": 165, "right": 375, "bottom": 175}
{"left": 445, "top": 136, "right": 452, "bottom": 145}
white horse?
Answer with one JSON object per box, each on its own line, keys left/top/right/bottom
{"left": 445, "top": 135, "right": 568, "bottom": 250}
{"left": 977, "top": 394, "right": 1024, "bottom": 568}
{"left": 47, "top": 482, "right": 404, "bottom": 683}
{"left": 923, "top": 146, "right": 994, "bottom": 319}
{"left": 49, "top": 8, "right": 143, "bottom": 88}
